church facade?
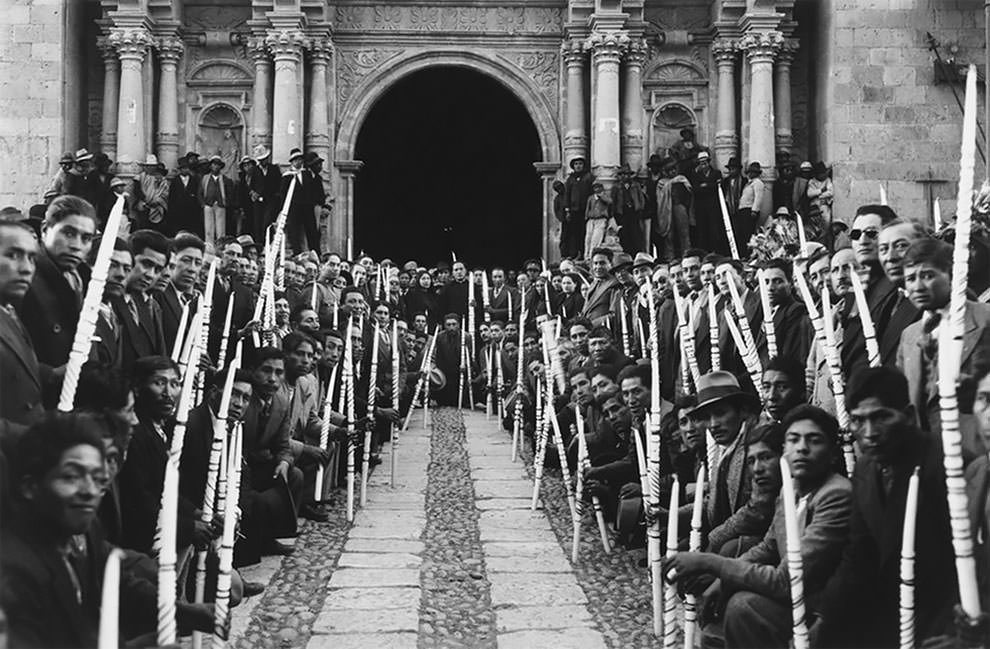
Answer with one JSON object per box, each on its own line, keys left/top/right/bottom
{"left": 1, "top": 0, "right": 985, "bottom": 259}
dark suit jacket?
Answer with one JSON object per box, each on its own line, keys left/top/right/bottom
{"left": 878, "top": 289, "right": 920, "bottom": 366}
{"left": 178, "top": 403, "right": 219, "bottom": 514}
{"left": 167, "top": 174, "right": 202, "bottom": 237}
{"left": 489, "top": 285, "right": 519, "bottom": 323}
{"left": 818, "top": 435, "right": 956, "bottom": 646}
{"left": 718, "top": 287, "right": 762, "bottom": 390}
{"left": 210, "top": 277, "right": 254, "bottom": 360}
{"left": 87, "top": 305, "right": 123, "bottom": 370}
{"left": 718, "top": 472, "right": 852, "bottom": 607}
{"left": 242, "top": 394, "right": 295, "bottom": 472}
{"left": 842, "top": 273, "right": 898, "bottom": 381}
{"left": 581, "top": 275, "right": 621, "bottom": 325}
{"left": 17, "top": 250, "right": 90, "bottom": 367}
{"left": 440, "top": 280, "right": 470, "bottom": 320}
{"left": 111, "top": 293, "right": 167, "bottom": 372}
{"left": 965, "top": 455, "right": 990, "bottom": 607}
{"left": 0, "top": 521, "right": 156, "bottom": 648}
{"left": 755, "top": 298, "right": 812, "bottom": 367}
{"left": 0, "top": 307, "right": 45, "bottom": 441}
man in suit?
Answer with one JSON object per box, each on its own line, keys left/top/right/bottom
{"left": 967, "top": 354, "right": 990, "bottom": 618}
{"left": 665, "top": 404, "right": 852, "bottom": 649}
{"left": 756, "top": 257, "right": 811, "bottom": 366}
{"left": 167, "top": 155, "right": 203, "bottom": 238}
{"left": 897, "top": 237, "right": 990, "bottom": 455}
{"left": 112, "top": 229, "right": 169, "bottom": 372}
{"left": 280, "top": 148, "right": 315, "bottom": 254}
{"left": 198, "top": 155, "right": 236, "bottom": 243}
{"left": 305, "top": 151, "right": 329, "bottom": 253}
{"left": 714, "top": 258, "right": 763, "bottom": 391}
{"left": 1, "top": 413, "right": 214, "bottom": 647}
{"left": 156, "top": 232, "right": 205, "bottom": 355}
{"left": 816, "top": 367, "right": 956, "bottom": 648}
{"left": 211, "top": 238, "right": 255, "bottom": 360}
{"left": 876, "top": 219, "right": 925, "bottom": 366}
{"left": 89, "top": 237, "right": 130, "bottom": 370}
{"left": 581, "top": 248, "right": 622, "bottom": 326}
{"left": 249, "top": 145, "right": 282, "bottom": 241}
{"left": 17, "top": 194, "right": 97, "bottom": 368}
{"left": 562, "top": 156, "right": 595, "bottom": 259}
{"left": 440, "top": 260, "right": 470, "bottom": 321}
{"left": 0, "top": 221, "right": 47, "bottom": 441}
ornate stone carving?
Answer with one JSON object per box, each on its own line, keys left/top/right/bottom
{"left": 777, "top": 38, "right": 799, "bottom": 65}
{"left": 336, "top": 49, "right": 404, "bottom": 106}
{"left": 308, "top": 38, "right": 333, "bottom": 63}
{"left": 108, "top": 28, "right": 153, "bottom": 61}
{"left": 648, "top": 60, "right": 706, "bottom": 84}
{"left": 505, "top": 51, "right": 559, "bottom": 111}
{"left": 330, "top": 6, "right": 562, "bottom": 34}
{"left": 247, "top": 35, "right": 269, "bottom": 63}
{"left": 712, "top": 39, "right": 738, "bottom": 66}
{"left": 265, "top": 30, "right": 307, "bottom": 61}
{"left": 586, "top": 31, "right": 630, "bottom": 66}
{"left": 562, "top": 39, "right": 585, "bottom": 66}
{"left": 157, "top": 36, "right": 185, "bottom": 64}
{"left": 97, "top": 36, "right": 118, "bottom": 65}
{"left": 189, "top": 62, "right": 252, "bottom": 83}
{"left": 625, "top": 38, "right": 648, "bottom": 66}
{"left": 739, "top": 31, "right": 783, "bottom": 63}
{"left": 184, "top": 5, "right": 249, "bottom": 32}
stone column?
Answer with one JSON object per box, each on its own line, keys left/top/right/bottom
{"left": 248, "top": 36, "right": 272, "bottom": 150}
{"left": 109, "top": 28, "right": 152, "bottom": 175}
{"left": 562, "top": 39, "right": 588, "bottom": 167}
{"left": 97, "top": 37, "right": 120, "bottom": 160}
{"left": 155, "top": 36, "right": 183, "bottom": 170}
{"left": 621, "top": 39, "right": 647, "bottom": 173}
{"left": 774, "top": 39, "right": 797, "bottom": 157}
{"left": 586, "top": 30, "right": 629, "bottom": 186}
{"left": 534, "top": 162, "right": 562, "bottom": 262}
{"left": 741, "top": 30, "right": 783, "bottom": 217}
{"left": 334, "top": 160, "right": 363, "bottom": 255}
{"left": 305, "top": 38, "right": 332, "bottom": 165}
{"left": 267, "top": 29, "right": 306, "bottom": 165}
{"left": 712, "top": 39, "right": 738, "bottom": 168}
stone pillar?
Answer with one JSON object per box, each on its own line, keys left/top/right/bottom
{"left": 562, "top": 39, "right": 588, "bottom": 167}
{"left": 248, "top": 36, "right": 272, "bottom": 150}
{"left": 305, "top": 38, "right": 332, "bottom": 165}
{"left": 155, "top": 36, "right": 183, "bottom": 170}
{"left": 267, "top": 29, "right": 306, "bottom": 165}
{"left": 534, "top": 162, "right": 562, "bottom": 262}
{"left": 621, "top": 39, "right": 647, "bottom": 173}
{"left": 712, "top": 39, "right": 738, "bottom": 169}
{"left": 741, "top": 30, "right": 783, "bottom": 217}
{"left": 587, "top": 30, "right": 629, "bottom": 186}
{"left": 773, "top": 39, "right": 797, "bottom": 157}
{"left": 97, "top": 37, "right": 120, "bottom": 160}
{"left": 109, "top": 28, "right": 152, "bottom": 175}
{"left": 334, "top": 160, "right": 363, "bottom": 255}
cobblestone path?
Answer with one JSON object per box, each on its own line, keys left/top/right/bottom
{"left": 227, "top": 408, "right": 649, "bottom": 648}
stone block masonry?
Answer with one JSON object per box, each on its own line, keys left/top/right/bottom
{"left": 0, "top": 0, "right": 66, "bottom": 208}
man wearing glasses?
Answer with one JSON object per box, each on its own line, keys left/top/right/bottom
{"left": 876, "top": 219, "right": 928, "bottom": 365}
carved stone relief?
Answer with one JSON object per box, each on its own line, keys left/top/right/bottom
{"left": 500, "top": 51, "right": 560, "bottom": 112}
{"left": 336, "top": 49, "right": 405, "bottom": 106}
{"left": 332, "top": 5, "right": 563, "bottom": 34}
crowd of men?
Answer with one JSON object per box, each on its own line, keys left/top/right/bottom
{"left": 556, "top": 128, "right": 837, "bottom": 263}
{"left": 1, "top": 155, "right": 990, "bottom": 649}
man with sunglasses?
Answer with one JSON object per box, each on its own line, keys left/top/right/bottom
{"left": 841, "top": 204, "right": 899, "bottom": 381}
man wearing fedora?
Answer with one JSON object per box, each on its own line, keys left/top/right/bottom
{"left": 279, "top": 148, "right": 317, "bottom": 254}
{"left": 236, "top": 155, "right": 258, "bottom": 236}
{"left": 167, "top": 155, "right": 203, "bottom": 237}
{"left": 304, "top": 151, "right": 329, "bottom": 254}
{"left": 734, "top": 161, "right": 766, "bottom": 256}
{"left": 198, "top": 154, "right": 236, "bottom": 242}
{"left": 132, "top": 154, "right": 170, "bottom": 234}
{"left": 63, "top": 148, "right": 100, "bottom": 208}
{"left": 611, "top": 163, "right": 647, "bottom": 253}
{"left": 563, "top": 156, "right": 595, "bottom": 259}
{"left": 44, "top": 151, "right": 76, "bottom": 202}
{"left": 250, "top": 145, "right": 282, "bottom": 239}
{"left": 689, "top": 151, "right": 722, "bottom": 253}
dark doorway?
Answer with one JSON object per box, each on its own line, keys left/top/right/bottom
{"left": 353, "top": 66, "right": 543, "bottom": 268}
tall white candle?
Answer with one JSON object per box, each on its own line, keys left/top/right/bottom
{"left": 780, "top": 458, "right": 810, "bottom": 649}
{"left": 98, "top": 548, "right": 125, "bottom": 649}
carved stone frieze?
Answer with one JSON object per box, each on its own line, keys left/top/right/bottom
{"left": 336, "top": 48, "right": 405, "bottom": 106}
{"left": 501, "top": 50, "right": 560, "bottom": 112}
{"left": 183, "top": 5, "right": 249, "bottom": 33}
{"left": 332, "top": 5, "right": 563, "bottom": 34}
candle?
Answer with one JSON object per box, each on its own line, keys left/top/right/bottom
{"left": 757, "top": 268, "right": 778, "bottom": 360}
{"left": 796, "top": 211, "right": 810, "bottom": 257}
{"left": 511, "top": 308, "right": 526, "bottom": 462}
{"left": 543, "top": 334, "right": 576, "bottom": 521}
{"left": 645, "top": 277, "right": 664, "bottom": 637}
{"left": 508, "top": 289, "right": 513, "bottom": 323}
{"left": 571, "top": 419, "right": 584, "bottom": 563}
{"left": 98, "top": 548, "right": 125, "bottom": 649}
{"left": 899, "top": 466, "right": 920, "bottom": 649}
{"left": 345, "top": 315, "right": 357, "bottom": 522}
{"left": 481, "top": 269, "right": 491, "bottom": 323}
{"left": 315, "top": 363, "right": 339, "bottom": 501}
{"left": 717, "top": 185, "right": 741, "bottom": 260}
{"left": 390, "top": 319, "right": 400, "bottom": 487}
{"left": 361, "top": 323, "right": 380, "bottom": 506}
{"left": 170, "top": 301, "right": 190, "bottom": 362}
{"left": 726, "top": 277, "right": 762, "bottom": 377}
{"left": 157, "top": 455, "right": 179, "bottom": 645}
{"left": 933, "top": 197, "right": 943, "bottom": 231}
{"left": 879, "top": 183, "right": 888, "bottom": 207}
{"left": 402, "top": 325, "right": 439, "bottom": 431}
{"left": 212, "top": 425, "right": 241, "bottom": 646}
{"left": 684, "top": 465, "right": 706, "bottom": 649}
{"left": 663, "top": 476, "right": 680, "bottom": 648}
{"left": 216, "top": 293, "right": 235, "bottom": 370}
{"left": 849, "top": 271, "right": 881, "bottom": 367}
{"left": 780, "top": 458, "right": 810, "bottom": 649}
{"left": 707, "top": 283, "right": 721, "bottom": 372}
{"left": 58, "top": 195, "right": 126, "bottom": 411}
{"left": 820, "top": 287, "right": 855, "bottom": 475}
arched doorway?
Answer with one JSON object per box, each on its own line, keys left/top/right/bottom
{"left": 353, "top": 67, "right": 543, "bottom": 267}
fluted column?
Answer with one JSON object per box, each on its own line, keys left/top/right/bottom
{"left": 741, "top": 30, "right": 783, "bottom": 217}
{"left": 97, "top": 37, "right": 120, "bottom": 160}
{"left": 587, "top": 30, "right": 629, "bottom": 186}
{"left": 305, "top": 38, "right": 332, "bottom": 164}
{"left": 248, "top": 36, "right": 272, "bottom": 149}
{"left": 334, "top": 160, "right": 363, "bottom": 255}
{"left": 155, "top": 36, "right": 183, "bottom": 170}
{"left": 562, "top": 39, "right": 588, "bottom": 167}
{"left": 110, "top": 28, "right": 152, "bottom": 175}
{"left": 712, "top": 39, "right": 738, "bottom": 168}
{"left": 267, "top": 29, "right": 306, "bottom": 165}
{"left": 621, "top": 39, "right": 647, "bottom": 173}
{"left": 774, "top": 39, "right": 797, "bottom": 157}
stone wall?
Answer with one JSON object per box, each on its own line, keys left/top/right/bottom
{"left": 0, "top": 0, "right": 68, "bottom": 209}
{"left": 817, "top": 0, "right": 986, "bottom": 225}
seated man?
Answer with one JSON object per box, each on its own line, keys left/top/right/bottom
{"left": 1, "top": 413, "right": 213, "bottom": 647}
{"left": 665, "top": 405, "right": 853, "bottom": 649}
{"left": 760, "top": 356, "right": 807, "bottom": 424}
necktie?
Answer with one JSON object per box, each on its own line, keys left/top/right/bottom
{"left": 64, "top": 270, "right": 83, "bottom": 307}
{"left": 127, "top": 296, "right": 140, "bottom": 326}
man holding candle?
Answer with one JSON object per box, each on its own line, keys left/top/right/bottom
{"left": 664, "top": 405, "right": 852, "bottom": 649}
{"left": 111, "top": 229, "right": 170, "bottom": 373}
{"left": 157, "top": 232, "right": 205, "bottom": 354}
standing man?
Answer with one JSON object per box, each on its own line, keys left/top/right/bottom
{"left": 167, "top": 156, "right": 203, "bottom": 237}
{"left": 113, "top": 230, "right": 169, "bottom": 371}
{"left": 17, "top": 195, "right": 96, "bottom": 368}
{"left": 689, "top": 151, "right": 722, "bottom": 252}
{"left": 756, "top": 258, "right": 811, "bottom": 365}
{"left": 581, "top": 248, "right": 622, "bottom": 326}
{"left": 876, "top": 219, "right": 926, "bottom": 365}
{"left": 655, "top": 158, "right": 693, "bottom": 260}
{"left": 563, "top": 156, "right": 595, "bottom": 259}
{"left": 156, "top": 233, "right": 205, "bottom": 353}
{"left": 734, "top": 162, "right": 765, "bottom": 256}
{"left": 611, "top": 164, "right": 646, "bottom": 254}
{"left": 280, "top": 148, "right": 314, "bottom": 254}
{"left": 253, "top": 145, "right": 282, "bottom": 235}
{"left": 305, "top": 152, "right": 329, "bottom": 254}
{"left": 198, "top": 155, "right": 235, "bottom": 243}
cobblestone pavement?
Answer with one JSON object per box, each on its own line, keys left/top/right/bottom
{"left": 219, "top": 408, "right": 659, "bottom": 648}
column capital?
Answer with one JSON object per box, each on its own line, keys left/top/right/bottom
{"left": 156, "top": 36, "right": 184, "bottom": 64}
{"left": 108, "top": 28, "right": 153, "bottom": 61}
{"left": 562, "top": 38, "right": 586, "bottom": 65}
{"left": 308, "top": 37, "right": 333, "bottom": 63}
{"left": 265, "top": 29, "right": 307, "bottom": 60}
{"left": 776, "top": 38, "right": 799, "bottom": 65}
{"left": 624, "top": 38, "right": 648, "bottom": 66}
{"left": 96, "top": 36, "right": 119, "bottom": 65}
{"left": 739, "top": 31, "right": 783, "bottom": 63}
{"left": 712, "top": 39, "right": 738, "bottom": 65}
{"left": 247, "top": 35, "right": 270, "bottom": 62}
{"left": 586, "top": 30, "right": 630, "bottom": 65}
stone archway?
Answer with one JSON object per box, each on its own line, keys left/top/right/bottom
{"left": 333, "top": 49, "right": 563, "bottom": 261}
